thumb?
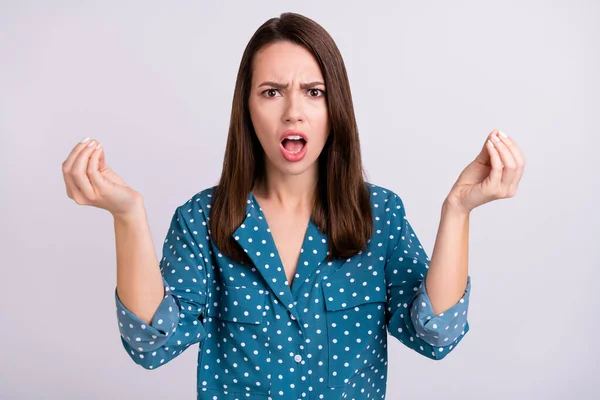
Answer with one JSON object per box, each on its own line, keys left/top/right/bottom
{"left": 474, "top": 135, "right": 493, "bottom": 166}
{"left": 97, "top": 144, "right": 107, "bottom": 172}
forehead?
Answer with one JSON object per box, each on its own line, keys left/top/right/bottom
{"left": 252, "top": 41, "right": 324, "bottom": 81}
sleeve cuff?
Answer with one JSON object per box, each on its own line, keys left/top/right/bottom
{"left": 115, "top": 278, "right": 181, "bottom": 352}
{"left": 409, "top": 275, "right": 471, "bottom": 347}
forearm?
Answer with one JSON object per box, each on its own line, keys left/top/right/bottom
{"left": 425, "top": 199, "right": 470, "bottom": 315}
{"left": 114, "top": 200, "right": 165, "bottom": 325}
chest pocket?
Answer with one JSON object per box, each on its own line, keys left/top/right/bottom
{"left": 200, "top": 285, "right": 271, "bottom": 396}
{"left": 322, "top": 272, "right": 388, "bottom": 388}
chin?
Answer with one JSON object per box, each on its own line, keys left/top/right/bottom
{"left": 275, "top": 156, "right": 318, "bottom": 177}
{"left": 278, "top": 162, "right": 314, "bottom": 176}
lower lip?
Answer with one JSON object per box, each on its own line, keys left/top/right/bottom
{"left": 280, "top": 141, "right": 308, "bottom": 162}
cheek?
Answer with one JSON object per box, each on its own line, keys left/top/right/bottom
{"left": 310, "top": 107, "right": 329, "bottom": 142}
{"left": 249, "top": 104, "right": 273, "bottom": 142}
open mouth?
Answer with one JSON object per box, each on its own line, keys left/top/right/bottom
{"left": 281, "top": 135, "right": 306, "bottom": 154}
{"left": 279, "top": 131, "right": 308, "bottom": 162}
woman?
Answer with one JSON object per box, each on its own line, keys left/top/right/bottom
{"left": 61, "top": 12, "right": 525, "bottom": 400}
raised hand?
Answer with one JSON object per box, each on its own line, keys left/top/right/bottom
{"left": 61, "top": 138, "right": 143, "bottom": 217}
{"left": 446, "top": 129, "right": 526, "bottom": 214}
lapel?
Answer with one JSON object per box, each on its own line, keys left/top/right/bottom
{"left": 232, "top": 191, "right": 330, "bottom": 319}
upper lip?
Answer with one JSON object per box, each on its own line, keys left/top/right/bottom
{"left": 280, "top": 130, "right": 308, "bottom": 142}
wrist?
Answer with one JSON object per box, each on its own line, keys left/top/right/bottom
{"left": 112, "top": 199, "right": 146, "bottom": 224}
{"left": 443, "top": 196, "right": 471, "bottom": 217}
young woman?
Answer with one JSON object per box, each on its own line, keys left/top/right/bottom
{"left": 61, "top": 12, "right": 525, "bottom": 400}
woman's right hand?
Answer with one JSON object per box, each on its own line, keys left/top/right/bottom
{"left": 62, "top": 138, "right": 143, "bottom": 218}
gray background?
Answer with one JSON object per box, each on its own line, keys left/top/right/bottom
{"left": 1, "top": 0, "right": 598, "bottom": 399}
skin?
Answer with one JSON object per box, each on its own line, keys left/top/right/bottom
{"left": 62, "top": 42, "right": 526, "bottom": 316}
{"left": 429, "top": 129, "right": 526, "bottom": 314}
{"left": 248, "top": 40, "right": 331, "bottom": 285}
{"left": 248, "top": 40, "right": 330, "bottom": 208}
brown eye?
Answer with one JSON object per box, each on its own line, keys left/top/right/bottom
{"left": 308, "top": 89, "right": 325, "bottom": 98}
{"left": 263, "top": 88, "right": 280, "bottom": 98}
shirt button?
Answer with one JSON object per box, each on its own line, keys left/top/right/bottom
{"left": 294, "top": 354, "right": 302, "bottom": 363}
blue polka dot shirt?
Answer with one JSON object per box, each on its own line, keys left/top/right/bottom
{"left": 115, "top": 183, "right": 471, "bottom": 399}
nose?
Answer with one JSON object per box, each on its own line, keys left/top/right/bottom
{"left": 282, "top": 93, "right": 304, "bottom": 123}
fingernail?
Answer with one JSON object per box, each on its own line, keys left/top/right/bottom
{"left": 80, "top": 137, "right": 91, "bottom": 144}
{"left": 492, "top": 134, "right": 500, "bottom": 142}
{"left": 499, "top": 130, "right": 508, "bottom": 138}
{"left": 86, "top": 140, "right": 97, "bottom": 147}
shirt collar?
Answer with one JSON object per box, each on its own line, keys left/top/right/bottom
{"left": 232, "top": 191, "right": 330, "bottom": 317}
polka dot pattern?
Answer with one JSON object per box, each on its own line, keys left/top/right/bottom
{"left": 114, "top": 183, "right": 471, "bottom": 399}
{"left": 384, "top": 191, "right": 471, "bottom": 360}
{"left": 115, "top": 204, "right": 210, "bottom": 370}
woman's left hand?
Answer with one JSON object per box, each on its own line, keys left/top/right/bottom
{"left": 445, "top": 129, "right": 526, "bottom": 214}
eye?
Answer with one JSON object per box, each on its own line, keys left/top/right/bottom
{"left": 261, "top": 88, "right": 281, "bottom": 98}
{"left": 308, "top": 88, "right": 325, "bottom": 98}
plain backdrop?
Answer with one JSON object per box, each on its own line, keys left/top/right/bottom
{"left": 1, "top": 1, "right": 598, "bottom": 399}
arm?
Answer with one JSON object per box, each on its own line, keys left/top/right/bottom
{"left": 426, "top": 200, "right": 470, "bottom": 316}
{"left": 114, "top": 201, "right": 210, "bottom": 369}
{"left": 384, "top": 192, "right": 471, "bottom": 360}
{"left": 114, "top": 200, "right": 165, "bottom": 325}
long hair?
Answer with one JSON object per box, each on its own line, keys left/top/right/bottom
{"left": 210, "top": 12, "right": 373, "bottom": 263}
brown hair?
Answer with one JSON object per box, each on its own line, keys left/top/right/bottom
{"left": 210, "top": 12, "right": 373, "bottom": 263}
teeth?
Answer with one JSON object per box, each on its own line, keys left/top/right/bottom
{"left": 285, "top": 135, "right": 302, "bottom": 140}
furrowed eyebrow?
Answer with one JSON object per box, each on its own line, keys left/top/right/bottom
{"left": 258, "top": 81, "right": 325, "bottom": 89}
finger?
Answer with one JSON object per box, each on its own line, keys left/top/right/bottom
{"left": 486, "top": 139, "right": 503, "bottom": 186}
{"left": 62, "top": 137, "right": 93, "bottom": 172}
{"left": 498, "top": 131, "right": 526, "bottom": 166}
{"left": 497, "top": 131, "right": 526, "bottom": 195}
{"left": 490, "top": 133, "right": 517, "bottom": 189}
{"left": 87, "top": 143, "right": 107, "bottom": 194}
{"left": 70, "top": 139, "right": 100, "bottom": 199}
{"left": 63, "top": 138, "right": 95, "bottom": 200}
{"left": 97, "top": 141, "right": 107, "bottom": 171}
{"left": 474, "top": 130, "right": 496, "bottom": 165}
{"left": 63, "top": 166, "right": 83, "bottom": 200}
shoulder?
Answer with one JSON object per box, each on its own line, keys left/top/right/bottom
{"left": 365, "top": 183, "right": 410, "bottom": 256}
{"left": 364, "top": 182, "right": 408, "bottom": 237}
{"left": 173, "top": 185, "right": 218, "bottom": 223}
{"left": 365, "top": 181, "right": 405, "bottom": 214}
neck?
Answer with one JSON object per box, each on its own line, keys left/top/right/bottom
{"left": 252, "top": 164, "right": 318, "bottom": 212}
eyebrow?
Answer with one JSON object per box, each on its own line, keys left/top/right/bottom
{"left": 258, "top": 81, "right": 325, "bottom": 89}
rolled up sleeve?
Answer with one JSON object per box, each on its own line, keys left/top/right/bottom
{"left": 384, "top": 192, "right": 471, "bottom": 360}
{"left": 115, "top": 203, "right": 209, "bottom": 369}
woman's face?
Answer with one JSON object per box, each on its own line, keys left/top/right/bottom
{"left": 248, "top": 41, "right": 330, "bottom": 181}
